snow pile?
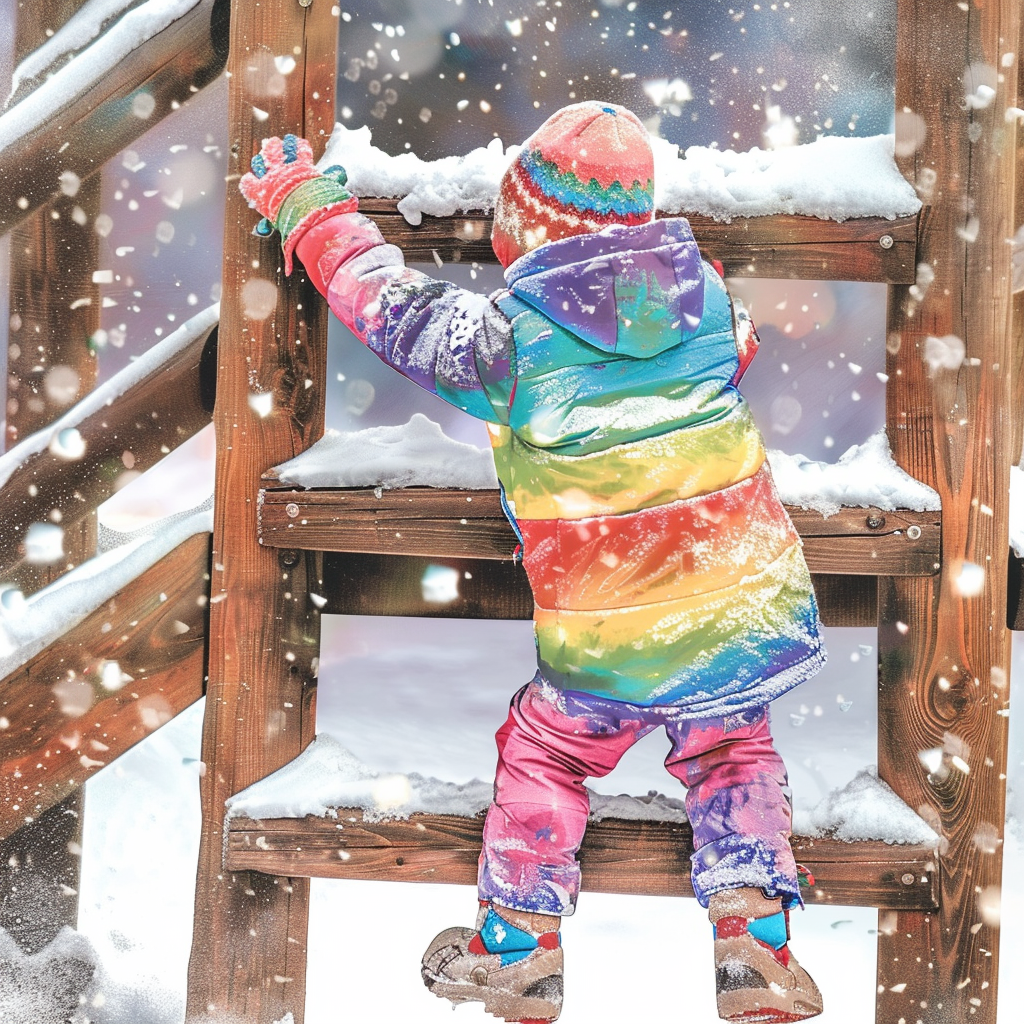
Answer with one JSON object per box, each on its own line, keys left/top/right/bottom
{"left": 226, "top": 734, "right": 689, "bottom": 824}
{"left": 320, "top": 123, "right": 920, "bottom": 225}
{"left": 0, "top": 0, "right": 201, "bottom": 152}
{"left": 6, "top": 0, "right": 140, "bottom": 101}
{"left": 0, "top": 503, "right": 212, "bottom": 679}
{"left": 793, "top": 766, "right": 939, "bottom": 845}
{"left": 0, "top": 926, "right": 97, "bottom": 1023}
{"left": 1012, "top": 465, "right": 1024, "bottom": 559}
{"left": 768, "top": 430, "right": 941, "bottom": 518}
{"left": 0, "top": 303, "right": 219, "bottom": 490}
{"left": 270, "top": 413, "right": 498, "bottom": 490}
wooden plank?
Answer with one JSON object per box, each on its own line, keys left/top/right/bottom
{"left": 0, "top": 533, "right": 210, "bottom": 843}
{"left": 359, "top": 199, "right": 919, "bottom": 284}
{"left": 259, "top": 485, "right": 941, "bottom": 577}
{"left": 0, "top": 319, "right": 216, "bottom": 593}
{"left": 0, "top": 0, "right": 230, "bottom": 235}
{"left": 185, "top": 3, "right": 336, "bottom": 1023}
{"left": 3, "top": 0, "right": 101, "bottom": 943}
{"left": 810, "top": 574, "right": 877, "bottom": 628}
{"left": 875, "top": 3, "right": 1017, "bottom": 1023}
{"left": 321, "top": 552, "right": 534, "bottom": 620}
{"left": 224, "top": 812, "right": 939, "bottom": 912}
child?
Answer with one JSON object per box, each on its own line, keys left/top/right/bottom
{"left": 241, "top": 102, "right": 826, "bottom": 1024}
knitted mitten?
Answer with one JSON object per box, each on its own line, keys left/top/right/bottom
{"left": 709, "top": 888, "right": 823, "bottom": 1023}
{"left": 238, "top": 133, "right": 357, "bottom": 274}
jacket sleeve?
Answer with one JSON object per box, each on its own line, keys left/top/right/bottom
{"left": 294, "top": 211, "right": 514, "bottom": 423}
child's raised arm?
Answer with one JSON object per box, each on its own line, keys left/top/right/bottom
{"left": 240, "top": 134, "right": 513, "bottom": 424}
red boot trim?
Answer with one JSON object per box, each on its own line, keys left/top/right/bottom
{"left": 536, "top": 931, "right": 560, "bottom": 949}
{"left": 715, "top": 915, "right": 750, "bottom": 939}
{"left": 468, "top": 932, "right": 488, "bottom": 955}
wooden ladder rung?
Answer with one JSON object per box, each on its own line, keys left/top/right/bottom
{"left": 258, "top": 486, "right": 941, "bottom": 578}
{"left": 360, "top": 201, "right": 920, "bottom": 284}
{"left": 225, "top": 810, "right": 939, "bottom": 911}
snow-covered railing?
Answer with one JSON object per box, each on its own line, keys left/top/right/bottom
{"left": 315, "top": 125, "right": 922, "bottom": 283}
{"left": 224, "top": 736, "right": 939, "bottom": 910}
{"left": 0, "top": 0, "right": 229, "bottom": 234}
{"left": 0, "top": 305, "right": 217, "bottom": 590}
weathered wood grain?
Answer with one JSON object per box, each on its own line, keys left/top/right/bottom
{"left": 359, "top": 199, "right": 919, "bottom": 283}
{"left": 0, "top": 532, "right": 209, "bottom": 843}
{"left": 810, "top": 574, "right": 877, "bottom": 628}
{"left": 0, "top": 0, "right": 230, "bottom": 234}
{"left": 0, "top": 321, "right": 216, "bottom": 592}
{"left": 258, "top": 485, "right": 941, "bottom": 577}
{"left": 875, "top": 3, "right": 1017, "bottom": 1023}
{"left": 185, "top": 4, "right": 336, "bottom": 1023}
{"left": 2, "top": 0, "right": 101, "bottom": 945}
{"left": 225, "top": 812, "right": 939, "bottom": 911}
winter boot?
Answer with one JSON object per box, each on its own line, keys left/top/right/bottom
{"left": 709, "top": 887, "right": 823, "bottom": 1023}
{"left": 421, "top": 900, "right": 563, "bottom": 1022}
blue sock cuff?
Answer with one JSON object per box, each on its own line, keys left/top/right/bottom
{"left": 746, "top": 911, "right": 788, "bottom": 950}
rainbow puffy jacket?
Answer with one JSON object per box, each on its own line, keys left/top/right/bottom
{"left": 296, "top": 213, "right": 826, "bottom": 715}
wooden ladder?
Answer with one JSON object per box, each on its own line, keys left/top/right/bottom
{"left": 184, "top": 2, "right": 1021, "bottom": 1022}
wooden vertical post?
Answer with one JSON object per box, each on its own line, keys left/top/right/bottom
{"left": 2, "top": 0, "right": 101, "bottom": 950}
{"left": 878, "top": 3, "right": 1018, "bottom": 1023}
{"left": 186, "top": 2, "right": 336, "bottom": 1022}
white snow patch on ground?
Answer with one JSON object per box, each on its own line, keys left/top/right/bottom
{"left": 0, "top": 503, "right": 211, "bottom": 678}
{"left": 271, "top": 413, "right": 498, "bottom": 489}
{"left": 0, "top": 303, "right": 218, "bottom": 490}
{"left": 320, "top": 123, "right": 920, "bottom": 225}
{"left": 792, "top": 766, "right": 939, "bottom": 844}
{"left": 768, "top": 430, "right": 941, "bottom": 517}
{"left": 0, "top": 0, "right": 200, "bottom": 152}
{"left": 1012, "top": 465, "right": 1024, "bottom": 558}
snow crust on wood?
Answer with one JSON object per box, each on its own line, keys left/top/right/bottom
{"left": 0, "top": 502, "right": 211, "bottom": 680}
{"left": 792, "top": 766, "right": 939, "bottom": 845}
{"left": 271, "top": 413, "right": 499, "bottom": 490}
{"left": 225, "top": 733, "right": 689, "bottom": 825}
{"left": 767, "top": 430, "right": 941, "bottom": 518}
{"left": 0, "top": 0, "right": 201, "bottom": 153}
{"left": 227, "top": 735, "right": 933, "bottom": 841}
{"left": 270, "top": 415, "right": 939, "bottom": 520}
{"left": 0, "top": 303, "right": 218, "bottom": 491}
{"left": 320, "top": 123, "right": 921, "bottom": 225}
{"left": 1012, "top": 466, "right": 1023, "bottom": 559}
{"left": 6, "top": 0, "right": 140, "bottom": 102}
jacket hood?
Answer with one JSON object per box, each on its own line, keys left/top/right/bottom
{"left": 503, "top": 218, "right": 706, "bottom": 359}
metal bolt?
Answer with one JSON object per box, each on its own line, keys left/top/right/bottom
{"left": 901, "top": 872, "right": 916, "bottom": 885}
{"left": 907, "top": 525, "right": 923, "bottom": 540}
{"left": 471, "top": 966, "right": 489, "bottom": 986}
{"left": 298, "top": 0, "right": 314, "bottom": 7}
{"left": 866, "top": 514, "right": 886, "bottom": 530}
{"left": 279, "top": 549, "right": 300, "bottom": 568}
{"left": 879, "top": 234, "right": 894, "bottom": 249}
{"left": 285, "top": 502, "right": 300, "bottom": 518}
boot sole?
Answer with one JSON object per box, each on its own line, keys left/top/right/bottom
{"left": 422, "top": 968, "right": 559, "bottom": 1022}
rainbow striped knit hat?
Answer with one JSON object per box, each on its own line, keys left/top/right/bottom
{"left": 491, "top": 102, "right": 656, "bottom": 269}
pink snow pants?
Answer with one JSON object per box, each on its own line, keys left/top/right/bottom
{"left": 478, "top": 677, "right": 800, "bottom": 916}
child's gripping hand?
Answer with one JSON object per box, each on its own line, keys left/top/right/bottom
{"left": 239, "top": 133, "right": 358, "bottom": 274}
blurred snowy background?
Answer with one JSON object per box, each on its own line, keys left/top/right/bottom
{"left": 1, "top": 1, "right": 1021, "bottom": 1022}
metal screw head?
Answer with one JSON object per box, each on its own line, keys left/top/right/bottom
{"left": 901, "top": 872, "right": 916, "bottom": 885}
{"left": 879, "top": 234, "right": 894, "bottom": 249}
{"left": 285, "top": 502, "right": 300, "bottom": 518}
{"left": 279, "top": 549, "right": 300, "bottom": 568}
{"left": 907, "top": 525, "right": 923, "bottom": 540}
{"left": 298, "top": 0, "right": 314, "bottom": 7}
{"left": 471, "top": 966, "right": 489, "bottom": 986}
{"left": 866, "top": 514, "right": 886, "bottom": 530}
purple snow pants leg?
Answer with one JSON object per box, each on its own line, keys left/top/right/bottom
{"left": 477, "top": 678, "right": 800, "bottom": 917}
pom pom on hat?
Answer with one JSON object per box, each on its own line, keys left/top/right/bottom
{"left": 491, "top": 101, "right": 655, "bottom": 268}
